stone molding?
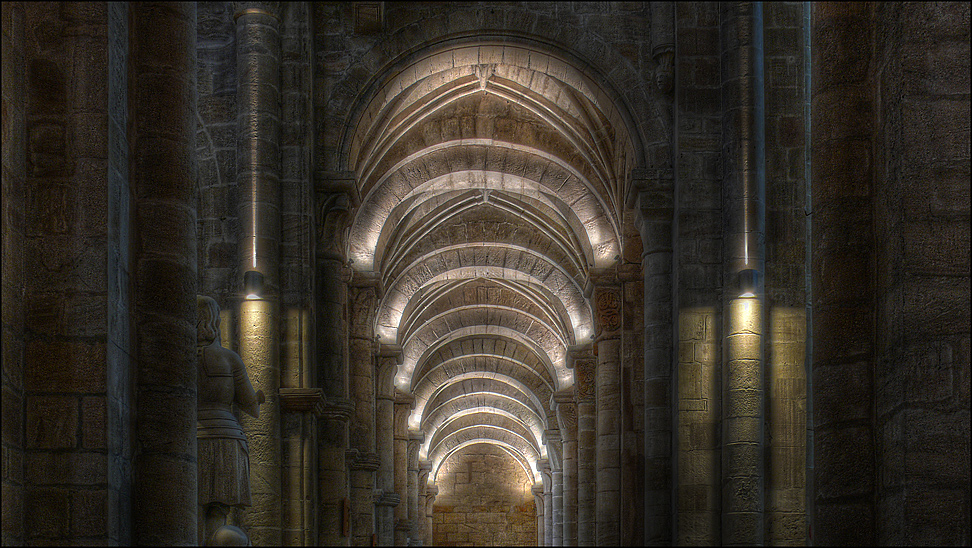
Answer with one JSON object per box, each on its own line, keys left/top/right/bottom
{"left": 279, "top": 387, "right": 326, "bottom": 415}
{"left": 374, "top": 490, "right": 401, "bottom": 507}
{"left": 320, "top": 397, "right": 355, "bottom": 423}
{"left": 394, "top": 519, "right": 411, "bottom": 532}
{"left": 346, "top": 449, "right": 381, "bottom": 471}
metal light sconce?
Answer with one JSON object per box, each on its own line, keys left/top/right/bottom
{"left": 738, "top": 268, "right": 759, "bottom": 298}
{"left": 244, "top": 270, "right": 264, "bottom": 300}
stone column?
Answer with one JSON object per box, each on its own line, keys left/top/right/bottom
{"left": 418, "top": 460, "right": 431, "bottom": 546}
{"left": 539, "top": 460, "right": 553, "bottom": 546}
{"left": 315, "top": 184, "right": 353, "bottom": 544}
{"left": 425, "top": 484, "right": 438, "bottom": 546}
{"left": 348, "top": 276, "right": 380, "bottom": 545}
{"left": 376, "top": 348, "right": 402, "bottom": 545}
{"left": 319, "top": 397, "right": 353, "bottom": 546}
{"left": 532, "top": 484, "right": 546, "bottom": 546}
{"left": 375, "top": 345, "right": 401, "bottom": 546}
{"left": 633, "top": 177, "right": 675, "bottom": 546}
{"left": 394, "top": 392, "right": 414, "bottom": 545}
{"left": 233, "top": 2, "right": 283, "bottom": 544}
{"left": 554, "top": 391, "right": 578, "bottom": 546}
{"left": 592, "top": 276, "right": 622, "bottom": 545}
{"left": 571, "top": 348, "right": 597, "bottom": 546}
{"left": 129, "top": 3, "right": 198, "bottom": 544}
{"left": 545, "top": 430, "right": 563, "bottom": 546}
{"left": 407, "top": 430, "right": 424, "bottom": 545}
{"left": 720, "top": 3, "right": 766, "bottom": 546}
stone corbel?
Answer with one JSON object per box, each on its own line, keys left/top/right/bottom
{"left": 551, "top": 389, "right": 578, "bottom": 434}
{"left": 347, "top": 448, "right": 381, "bottom": 471}
{"left": 316, "top": 171, "right": 359, "bottom": 263}
{"left": 419, "top": 459, "right": 432, "bottom": 479}
{"left": 375, "top": 489, "right": 401, "bottom": 508}
{"left": 649, "top": 2, "right": 675, "bottom": 96}
{"left": 320, "top": 397, "right": 355, "bottom": 423}
{"left": 377, "top": 344, "right": 404, "bottom": 399}
{"left": 279, "top": 387, "right": 326, "bottom": 416}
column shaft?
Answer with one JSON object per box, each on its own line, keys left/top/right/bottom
{"left": 394, "top": 394, "right": 413, "bottom": 545}
{"left": 553, "top": 468, "right": 564, "bottom": 545}
{"left": 407, "top": 433, "right": 423, "bottom": 545}
{"left": 532, "top": 486, "right": 545, "bottom": 547}
{"left": 635, "top": 183, "right": 674, "bottom": 546}
{"left": 234, "top": 3, "right": 283, "bottom": 544}
{"left": 349, "top": 282, "right": 378, "bottom": 545}
{"left": 555, "top": 393, "right": 579, "bottom": 546}
{"left": 720, "top": 3, "right": 766, "bottom": 545}
{"left": 593, "top": 281, "right": 622, "bottom": 545}
{"left": 376, "top": 393, "right": 396, "bottom": 545}
{"left": 574, "top": 356, "right": 597, "bottom": 546}
{"left": 317, "top": 258, "right": 351, "bottom": 545}
{"left": 130, "top": 3, "right": 198, "bottom": 544}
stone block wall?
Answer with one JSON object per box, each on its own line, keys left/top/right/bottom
{"left": 18, "top": 3, "right": 122, "bottom": 543}
{"left": 196, "top": 1, "right": 238, "bottom": 304}
{"left": 762, "top": 2, "right": 809, "bottom": 545}
{"left": 674, "top": 2, "right": 723, "bottom": 544}
{"left": 432, "top": 443, "right": 536, "bottom": 546}
{"left": 812, "top": 2, "right": 971, "bottom": 545}
{"left": 872, "top": 2, "right": 970, "bottom": 545}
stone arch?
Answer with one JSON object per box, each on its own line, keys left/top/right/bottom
{"left": 432, "top": 439, "right": 539, "bottom": 484}
{"left": 324, "top": 7, "right": 673, "bottom": 178}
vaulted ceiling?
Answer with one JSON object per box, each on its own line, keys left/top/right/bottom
{"left": 347, "top": 43, "right": 635, "bottom": 480}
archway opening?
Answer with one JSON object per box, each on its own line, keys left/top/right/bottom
{"left": 432, "top": 443, "right": 537, "bottom": 546}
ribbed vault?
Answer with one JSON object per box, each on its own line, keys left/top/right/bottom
{"left": 347, "top": 42, "right": 636, "bottom": 490}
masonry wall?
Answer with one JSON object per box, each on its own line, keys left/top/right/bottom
{"left": 762, "top": 3, "right": 809, "bottom": 545}
{"left": 871, "top": 2, "right": 970, "bottom": 545}
{"left": 812, "top": 2, "right": 971, "bottom": 545}
{"left": 674, "top": 2, "right": 723, "bottom": 543}
{"left": 432, "top": 443, "right": 537, "bottom": 547}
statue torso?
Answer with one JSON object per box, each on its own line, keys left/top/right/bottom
{"left": 197, "top": 342, "right": 246, "bottom": 440}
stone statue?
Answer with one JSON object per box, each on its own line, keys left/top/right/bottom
{"left": 196, "top": 296, "right": 265, "bottom": 546}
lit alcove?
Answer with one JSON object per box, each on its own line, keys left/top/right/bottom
{"left": 432, "top": 443, "right": 537, "bottom": 547}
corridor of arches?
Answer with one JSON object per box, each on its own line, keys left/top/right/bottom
{"left": 3, "top": 2, "right": 968, "bottom": 547}
{"left": 340, "top": 39, "right": 646, "bottom": 546}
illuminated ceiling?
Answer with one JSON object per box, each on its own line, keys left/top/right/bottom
{"left": 347, "top": 43, "right": 635, "bottom": 481}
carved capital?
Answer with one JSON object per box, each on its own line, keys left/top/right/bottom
{"left": 593, "top": 285, "right": 622, "bottom": 335}
{"left": 574, "top": 358, "right": 596, "bottom": 402}
{"left": 279, "top": 387, "right": 326, "bottom": 416}
{"left": 552, "top": 391, "right": 577, "bottom": 435}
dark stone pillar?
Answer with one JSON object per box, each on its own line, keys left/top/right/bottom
{"left": 129, "top": 2, "right": 198, "bottom": 544}
{"left": 592, "top": 274, "right": 622, "bottom": 546}
{"left": 810, "top": 4, "right": 876, "bottom": 545}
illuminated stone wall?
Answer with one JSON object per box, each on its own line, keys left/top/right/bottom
{"left": 432, "top": 443, "right": 537, "bottom": 547}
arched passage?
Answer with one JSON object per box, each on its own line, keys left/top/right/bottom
{"left": 341, "top": 35, "right": 649, "bottom": 547}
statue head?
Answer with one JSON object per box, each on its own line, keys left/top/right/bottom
{"left": 653, "top": 50, "right": 675, "bottom": 95}
{"left": 197, "top": 295, "right": 221, "bottom": 346}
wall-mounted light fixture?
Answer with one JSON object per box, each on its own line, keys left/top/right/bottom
{"left": 738, "top": 268, "right": 759, "bottom": 298}
{"left": 244, "top": 270, "right": 264, "bottom": 300}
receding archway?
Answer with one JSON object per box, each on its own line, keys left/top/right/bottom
{"left": 432, "top": 442, "right": 538, "bottom": 546}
